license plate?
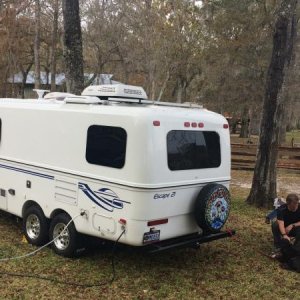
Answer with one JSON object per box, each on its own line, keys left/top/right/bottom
{"left": 143, "top": 230, "right": 160, "bottom": 244}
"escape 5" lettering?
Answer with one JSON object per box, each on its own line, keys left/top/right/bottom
{"left": 154, "top": 192, "right": 176, "bottom": 199}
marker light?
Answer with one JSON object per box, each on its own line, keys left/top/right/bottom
{"left": 119, "top": 219, "right": 127, "bottom": 225}
{"left": 147, "top": 219, "right": 168, "bottom": 226}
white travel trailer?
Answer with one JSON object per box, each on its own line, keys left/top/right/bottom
{"left": 0, "top": 84, "right": 234, "bottom": 257}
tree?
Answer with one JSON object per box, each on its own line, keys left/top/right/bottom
{"left": 82, "top": 0, "right": 128, "bottom": 85}
{"left": 246, "top": 0, "right": 298, "bottom": 208}
{"left": 199, "top": 0, "right": 277, "bottom": 114}
{"left": 62, "top": 0, "right": 84, "bottom": 94}
{"left": 34, "top": 0, "right": 41, "bottom": 89}
{"left": 0, "top": 0, "right": 299, "bottom": 127}
{"left": 50, "top": 0, "right": 59, "bottom": 91}
{"left": 0, "top": 1, "right": 35, "bottom": 97}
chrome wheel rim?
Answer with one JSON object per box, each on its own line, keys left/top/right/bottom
{"left": 53, "top": 223, "right": 70, "bottom": 250}
{"left": 26, "top": 214, "right": 41, "bottom": 240}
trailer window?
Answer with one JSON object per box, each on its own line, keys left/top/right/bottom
{"left": 167, "top": 131, "right": 221, "bottom": 171}
{"left": 86, "top": 125, "right": 127, "bottom": 169}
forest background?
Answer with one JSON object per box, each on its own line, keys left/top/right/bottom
{"left": 0, "top": 2, "right": 299, "bottom": 297}
{"left": 0, "top": 0, "right": 299, "bottom": 136}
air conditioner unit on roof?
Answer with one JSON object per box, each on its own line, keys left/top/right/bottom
{"left": 81, "top": 84, "right": 148, "bottom": 100}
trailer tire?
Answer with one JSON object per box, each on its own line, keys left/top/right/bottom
{"left": 194, "top": 184, "right": 230, "bottom": 234}
{"left": 23, "top": 205, "right": 49, "bottom": 246}
{"left": 49, "top": 213, "right": 79, "bottom": 257}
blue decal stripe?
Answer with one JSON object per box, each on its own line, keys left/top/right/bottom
{"left": 94, "top": 191, "right": 131, "bottom": 204}
{"left": 81, "top": 188, "right": 113, "bottom": 212}
{"left": 78, "top": 182, "right": 131, "bottom": 211}
{"left": 92, "top": 193, "right": 123, "bottom": 208}
{"left": 81, "top": 184, "right": 116, "bottom": 211}
{"left": 79, "top": 184, "right": 113, "bottom": 211}
{"left": 0, "top": 163, "right": 54, "bottom": 180}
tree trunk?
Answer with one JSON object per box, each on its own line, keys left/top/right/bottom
{"left": 231, "top": 119, "right": 238, "bottom": 134}
{"left": 176, "top": 78, "right": 187, "bottom": 103}
{"left": 240, "top": 106, "right": 250, "bottom": 138}
{"left": 176, "top": 80, "right": 183, "bottom": 103}
{"left": 21, "top": 72, "right": 27, "bottom": 99}
{"left": 62, "top": 0, "right": 84, "bottom": 94}
{"left": 277, "top": 10, "right": 298, "bottom": 144}
{"left": 34, "top": 0, "right": 41, "bottom": 89}
{"left": 278, "top": 93, "right": 288, "bottom": 145}
{"left": 246, "top": 0, "right": 298, "bottom": 208}
{"left": 150, "top": 79, "right": 156, "bottom": 100}
{"left": 20, "top": 63, "right": 33, "bottom": 99}
{"left": 50, "top": 0, "right": 59, "bottom": 92}
{"left": 157, "top": 70, "right": 170, "bottom": 101}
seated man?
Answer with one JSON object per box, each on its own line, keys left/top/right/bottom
{"left": 272, "top": 193, "right": 300, "bottom": 255}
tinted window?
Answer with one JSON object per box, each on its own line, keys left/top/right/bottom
{"left": 86, "top": 125, "right": 127, "bottom": 169}
{"left": 167, "top": 131, "right": 221, "bottom": 171}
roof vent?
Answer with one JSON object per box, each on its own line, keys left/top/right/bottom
{"left": 97, "top": 86, "right": 116, "bottom": 93}
{"left": 82, "top": 84, "right": 148, "bottom": 100}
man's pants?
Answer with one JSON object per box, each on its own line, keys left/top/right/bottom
{"left": 272, "top": 222, "right": 300, "bottom": 250}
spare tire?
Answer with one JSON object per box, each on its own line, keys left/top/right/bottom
{"left": 194, "top": 183, "right": 230, "bottom": 234}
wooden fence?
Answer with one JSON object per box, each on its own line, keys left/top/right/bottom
{"left": 231, "top": 143, "right": 300, "bottom": 171}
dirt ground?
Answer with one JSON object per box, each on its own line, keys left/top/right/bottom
{"left": 231, "top": 170, "right": 300, "bottom": 196}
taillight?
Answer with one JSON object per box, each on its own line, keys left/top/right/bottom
{"left": 153, "top": 120, "right": 160, "bottom": 126}
{"left": 223, "top": 124, "right": 229, "bottom": 129}
{"left": 147, "top": 219, "right": 168, "bottom": 226}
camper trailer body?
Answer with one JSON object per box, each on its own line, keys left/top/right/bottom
{"left": 0, "top": 85, "right": 232, "bottom": 255}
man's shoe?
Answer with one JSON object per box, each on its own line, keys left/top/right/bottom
{"left": 270, "top": 250, "right": 282, "bottom": 259}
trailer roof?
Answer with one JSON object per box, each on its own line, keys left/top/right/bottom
{"left": 0, "top": 97, "right": 225, "bottom": 123}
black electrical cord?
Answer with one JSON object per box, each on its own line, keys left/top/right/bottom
{"left": 0, "top": 230, "right": 126, "bottom": 287}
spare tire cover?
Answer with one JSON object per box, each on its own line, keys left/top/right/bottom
{"left": 194, "top": 183, "right": 230, "bottom": 233}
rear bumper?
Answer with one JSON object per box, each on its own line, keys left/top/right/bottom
{"left": 145, "top": 229, "right": 236, "bottom": 253}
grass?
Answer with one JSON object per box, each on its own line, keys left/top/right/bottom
{"left": 286, "top": 130, "right": 300, "bottom": 144}
{"left": 231, "top": 134, "right": 259, "bottom": 145}
{"left": 0, "top": 171, "right": 299, "bottom": 299}
{"left": 231, "top": 130, "right": 300, "bottom": 146}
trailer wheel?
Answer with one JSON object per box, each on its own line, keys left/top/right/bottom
{"left": 194, "top": 184, "right": 230, "bottom": 234}
{"left": 23, "top": 206, "right": 49, "bottom": 246}
{"left": 49, "top": 213, "right": 78, "bottom": 257}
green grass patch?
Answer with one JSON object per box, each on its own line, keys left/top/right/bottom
{"left": 286, "top": 130, "right": 300, "bottom": 144}
{"left": 0, "top": 183, "right": 298, "bottom": 299}
{"left": 231, "top": 130, "right": 300, "bottom": 146}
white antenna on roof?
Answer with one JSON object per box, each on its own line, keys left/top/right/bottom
{"left": 33, "top": 89, "right": 50, "bottom": 99}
